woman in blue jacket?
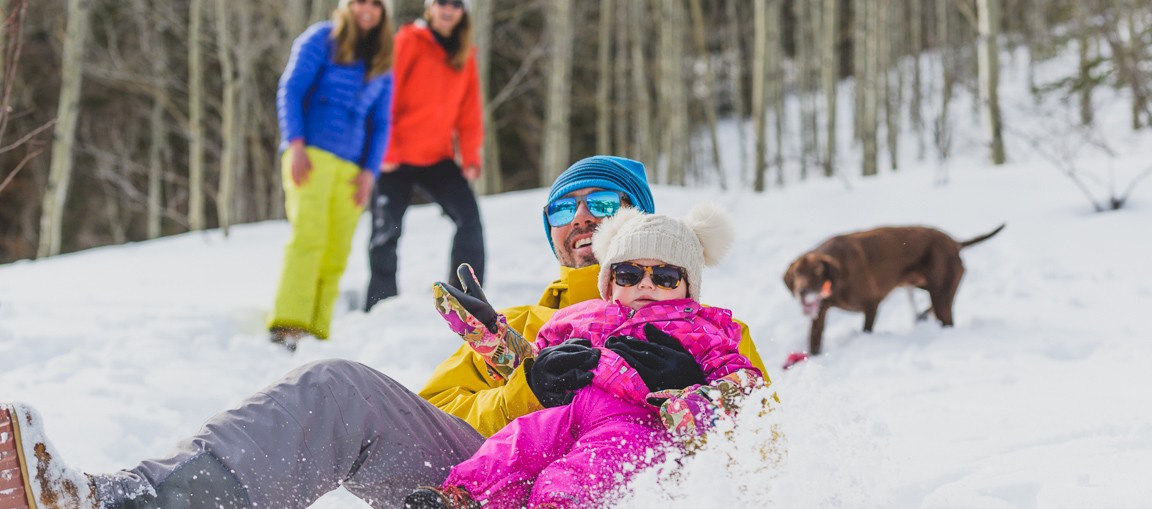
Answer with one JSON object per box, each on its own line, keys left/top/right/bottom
{"left": 270, "top": 0, "right": 394, "bottom": 350}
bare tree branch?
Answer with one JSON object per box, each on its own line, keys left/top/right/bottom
{"left": 0, "top": 139, "right": 44, "bottom": 196}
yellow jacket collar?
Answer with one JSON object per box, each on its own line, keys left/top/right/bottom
{"left": 537, "top": 264, "right": 603, "bottom": 309}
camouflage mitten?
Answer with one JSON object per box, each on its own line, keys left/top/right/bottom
{"left": 433, "top": 263, "right": 536, "bottom": 380}
{"left": 647, "top": 369, "right": 764, "bottom": 441}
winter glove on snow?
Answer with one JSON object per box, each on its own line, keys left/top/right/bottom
{"left": 647, "top": 369, "right": 764, "bottom": 440}
{"left": 604, "top": 324, "right": 706, "bottom": 393}
{"left": 433, "top": 263, "right": 536, "bottom": 380}
{"left": 526, "top": 338, "right": 600, "bottom": 408}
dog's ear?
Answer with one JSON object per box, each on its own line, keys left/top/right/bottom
{"left": 821, "top": 256, "right": 841, "bottom": 284}
{"left": 783, "top": 261, "right": 796, "bottom": 291}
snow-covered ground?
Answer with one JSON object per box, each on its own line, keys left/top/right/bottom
{"left": 3, "top": 50, "right": 1151, "bottom": 507}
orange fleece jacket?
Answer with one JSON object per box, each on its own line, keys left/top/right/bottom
{"left": 384, "top": 22, "right": 484, "bottom": 170}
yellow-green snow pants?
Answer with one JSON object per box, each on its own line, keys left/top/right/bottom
{"left": 268, "top": 147, "right": 364, "bottom": 339}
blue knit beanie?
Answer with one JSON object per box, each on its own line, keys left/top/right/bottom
{"left": 543, "top": 155, "right": 656, "bottom": 253}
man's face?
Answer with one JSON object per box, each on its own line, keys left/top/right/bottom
{"left": 549, "top": 188, "right": 613, "bottom": 268}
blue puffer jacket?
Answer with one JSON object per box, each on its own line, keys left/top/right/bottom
{"left": 277, "top": 22, "right": 393, "bottom": 176}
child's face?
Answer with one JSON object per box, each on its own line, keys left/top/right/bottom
{"left": 609, "top": 258, "right": 688, "bottom": 310}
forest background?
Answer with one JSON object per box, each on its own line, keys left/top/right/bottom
{"left": 0, "top": 0, "right": 1148, "bottom": 263}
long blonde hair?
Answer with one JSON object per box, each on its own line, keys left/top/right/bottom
{"left": 331, "top": 2, "right": 394, "bottom": 78}
{"left": 423, "top": 10, "right": 472, "bottom": 70}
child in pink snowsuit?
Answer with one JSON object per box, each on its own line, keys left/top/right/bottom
{"left": 413, "top": 204, "right": 764, "bottom": 509}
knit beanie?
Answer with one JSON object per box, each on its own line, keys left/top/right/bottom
{"left": 542, "top": 155, "right": 656, "bottom": 254}
{"left": 424, "top": 0, "right": 470, "bottom": 10}
{"left": 592, "top": 203, "right": 734, "bottom": 301}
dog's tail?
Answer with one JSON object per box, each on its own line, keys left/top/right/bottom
{"left": 959, "top": 223, "right": 1006, "bottom": 248}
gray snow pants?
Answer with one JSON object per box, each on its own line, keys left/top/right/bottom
{"left": 121, "top": 359, "right": 486, "bottom": 508}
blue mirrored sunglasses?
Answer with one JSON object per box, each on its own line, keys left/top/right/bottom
{"left": 545, "top": 190, "right": 624, "bottom": 227}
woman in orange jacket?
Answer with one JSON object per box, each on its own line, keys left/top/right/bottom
{"left": 365, "top": 0, "right": 485, "bottom": 310}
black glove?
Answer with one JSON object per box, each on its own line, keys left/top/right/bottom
{"left": 438, "top": 263, "right": 498, "bottom": 333}
{"left": 604, "top": 324, "right": 706, "bottom": 393}
{"left": 527, "top": 338, "right": 600, "bottom": 408}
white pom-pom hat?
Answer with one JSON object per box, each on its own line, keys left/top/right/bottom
{"left": 592, "top": 203, "right": 735, "bottom": 301}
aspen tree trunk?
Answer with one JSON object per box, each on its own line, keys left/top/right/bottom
{"left": 471, "top": 0, "right": 502, "bottom": 194}
{"left": 883, "top": 0, "right": 899, "bottom": 171}
{"left": 1124, "top": 0, "right": 1146, "bottom": 129}
{"left": 310, "top": 0, "right": 329, "bottom": 24}
{"left": 724, "top": 0, "right": 748, "bottom": 181}
{"left": 236, "top": 1, "right": 255, "bottom": 222}
{"left": 767, "top": 0, "right": 784, "bottom": 185}
{"left": 853, "top": 0, "right": 866, "bottom": 142}
{"left": 188, "top": 0, "right": 206, "bottom": 231}
{"left": 596, "top": 0, "right": 613, "bottom": 155}
{"left": 934, "top": 0, "right": 956, "bottom": 178}
{"left": 37, "top": 0, "right": 91, "bottom": 258}
{"left": 541, "top": 0, "right": 574, "bottom": 183}
{"left": 216, "top": 0, "right": 238, "bottom": 235}
{"left": 659, "top": 0, "right": 687, "bottom": 186}
{"left": 809, "top": 0, "right": 824, "bottom": 173}
{"left": 822, "top": 0, "right": 838, "bottom": 177}
{"left": 288, "top": 0, "right": 309, "bottom": 38}
{"left": 689, "top": 0, "right": 726, "bottom": 189}
{"left": 862, "top": 0, "right": 879, "bottom": 177}
{"left": 752, "top": 0, "right": 769, "bottom": 192}
{"left": 147, "top": 46, "right": 167, "bottom": 239}
{"left": 0, "top": 0, "right": 8, "bottom": 98}
{"left": 910, "top": 0, "right": 925, "bottom": 159}
{"left": 629, "top": 0, "right": 654, "bottom": 172}
{"left": 1025, "top": 0, "right": 1044, "bottom": 94}
{"left": 1075, "top": 1, "right": 1093, "bottom": 126}
{"left": 977, "top": 0, "right": 1006, "bottom": 164}
{"left": 613, "top": 1, "right": 631, "bottom": 157}
{"left": 796, "top": 0, "right": 812, "bottom": 179}
{"left": 100, "top": 178, "right": 126, "bottom": 245}
{"left": 130, "top": 0, "right": 168, "bottom": 239}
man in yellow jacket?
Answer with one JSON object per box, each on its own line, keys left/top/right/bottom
{"left": 0, "top": 156, "right": 768, "bottom": 509}
{"left": 420, "top": 158, "right": 766, "bottom": 436}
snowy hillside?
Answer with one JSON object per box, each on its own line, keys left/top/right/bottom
{"left": 3, "top": 50, "right": 1152, "bottom": 507}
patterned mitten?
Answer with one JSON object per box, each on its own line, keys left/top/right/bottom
{"left": 647, "top": 369, "right": 764, "bottom": 439}
{"left": 433, "top": 263, "right": 536, "bottom": 380}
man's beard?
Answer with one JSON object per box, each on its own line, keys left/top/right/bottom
{"left": 557, "top": 224, "right": 599, "bottom": 268}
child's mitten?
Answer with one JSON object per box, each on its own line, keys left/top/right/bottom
{"left": 647, "top": 369, "right": 763, "bottom": 440}
{"left": 433, "top": 263, "right": 536, "bottom": 380}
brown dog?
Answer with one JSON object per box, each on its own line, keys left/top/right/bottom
{"left": 783, "top": 224, "right": 1005, "bottom": 356}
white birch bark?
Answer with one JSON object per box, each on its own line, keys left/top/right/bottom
{"left": 215, "top": 0, "right": 238, "bottom": 235}
{"left": 629, "top": 0, "right": 654, "bottom": 173}
{"left": 472, "top": 0, "right": 501, "bottom": 195}
{"left": 596, "top": 0, "right": 613, "bottom": 155}
{"left": 977, "top": 0, "right": 1006, "bottom": 164}
{"left": 540, "top": 0, "right": 574, "bottom": 183}
{"left": 689, "top": 0, "right": 725, "bottom": 189}
{"left": 659, "top": 0, "right": 687, "bottom": 186}
{"left": 188, "top": 0, "right": 206, "bottom": 231}
{"left": 752, "top": 0, "right": 768, "bottom": 192}
{"left": 37, "top": 0, "right": 91, "bottom": 257}
{"left": 822, "top": 0, "right": 838, "bottom": 177}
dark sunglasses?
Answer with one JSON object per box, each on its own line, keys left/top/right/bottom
{"left": 545, "top": 190, "right": 624, "bottom": 227}
{"left": 434, "top": 0, "right": 465, "bottom": 8}
{"left": 610, "top": 262, "right": 686, "bottom": 290}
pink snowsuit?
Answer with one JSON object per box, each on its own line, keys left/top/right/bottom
{"left": 442, "top": 297, "right": 761, "bottom": 508}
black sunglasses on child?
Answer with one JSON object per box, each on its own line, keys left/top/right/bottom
{"left": 610, "top": 262, "right": 686, "bottom": 290}
{"left": 434, "top": 0, "right": 465, "bottom": 8}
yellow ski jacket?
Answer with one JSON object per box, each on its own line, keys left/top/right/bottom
{"left": 418, "top": 264, "right": 769, "bottom": 437}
